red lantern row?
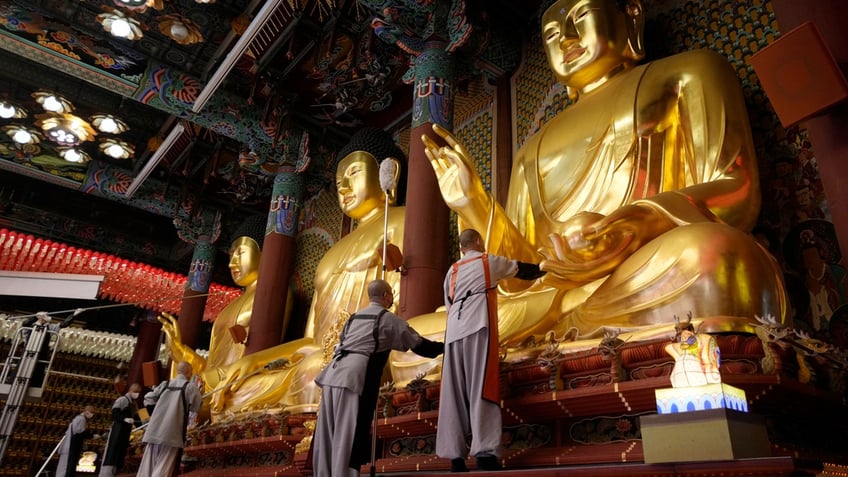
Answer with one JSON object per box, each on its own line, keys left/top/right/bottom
{"left": 0, "top": 228, "right": 239, "bottom": 321}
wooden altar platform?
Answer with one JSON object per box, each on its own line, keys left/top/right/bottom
{"left": 355, "top": 456, "right": 839, "bottom": 477}
{"left": 180, "top": 455, "right": 837, "bottom": 477}
{"left": 121, "top": 334, "right": 848, "bottom": 476}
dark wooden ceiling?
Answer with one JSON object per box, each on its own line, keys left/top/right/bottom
{"left": 0, "top": 0, "right": 542, "bottom": 333}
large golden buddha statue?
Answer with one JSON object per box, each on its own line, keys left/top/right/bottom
{"left": 395, "top": 0, "right": 787, "bottom": 382}
{"left": 163, "top": 128, "right": 414, "bottom": 418}
{"left": 159, "top": 216, "right": 273, "bottom": 415}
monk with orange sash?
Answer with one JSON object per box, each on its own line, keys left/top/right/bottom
{"left": 436, "top": 229, "right": 545, "bottom": 472}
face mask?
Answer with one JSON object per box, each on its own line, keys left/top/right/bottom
{"left": 130, "top": 392, "right": 140, "bottom": 399}
{"left": 84, "top": 412, "right": 93, "bottom": 419}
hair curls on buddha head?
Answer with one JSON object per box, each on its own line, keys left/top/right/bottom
{"left": 336, "top": 127, "right": 408, "bottom": 205}
{"left": 231, "top": 214, "right": 266, "bottom": 252}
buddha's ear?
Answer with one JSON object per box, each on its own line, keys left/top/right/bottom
{"left": 383, "top": 157, "right": 401, "bottom": 205}
{"left": 624, "top": 0, "right": 645, "bottom": 61}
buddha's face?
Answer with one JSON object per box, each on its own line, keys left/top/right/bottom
{"left": 336, "top": 151, "right": 384, "bottom": 220}
{"left": 542, "top": 0, "right": 641, "bottom": 89}
{"left": 229, "top": 237, "right": 260, "bottom": 287}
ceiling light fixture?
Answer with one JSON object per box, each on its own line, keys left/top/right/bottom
{"left": 3, "top": 125, "right": 43, "bottom": 145}
{"left": 192, "top": 0, "right": 283, "bottom": 113}
{"left": 158, "top": 14, "right": 204, "bottom": 45}
{"left": 36, "top": 114, "right": 97, "bottom": 146}
{"left": 97, "top": 9, "right": 144, "bottom": 40}
{"left": 0, "top": 100, "right": 27, "bottom": 119}
{"left": 57, "top": 147, "right": 92, "bottom": 164}
{"left": 32, "top": 90, "right": 74, "bottom": 114}
{"left": 99, "top": 138, "right": 135, "bottom": 159}
{"left": 113, "top": 0, "right": 153, "bottom": 10}
{"left": 90, "top": 114, "right": 129, "bottom": 134}
{"left": 124, "top": 122, "right": 186, "bottom": 198}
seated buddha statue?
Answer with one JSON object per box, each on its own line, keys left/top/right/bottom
{"left": 393, "top": 0, "right": 788, "bottom": 383}
{"left": 164, "top": 128, "right": 418, "bottom": 418}
{"left": 159, "top": 215, "right": 272, "bottom": 414}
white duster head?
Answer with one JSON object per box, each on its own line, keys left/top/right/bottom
{"left": 379, "top": 158, "right": 398, "bottom": 192}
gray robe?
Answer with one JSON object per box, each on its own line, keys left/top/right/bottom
{"left": 436, "top": 250, "right": 518, "bottom": 460}
{"left": 98, "top": 393, "right": 136, "bottom": 476}
{"left": 313, "top": 302, "right": 424, "bottom": 477}
{"left": 56, "top": 413, "right": 90, "bottom": 477}
{"left": 137, "top": 374, "right": 201, "bottom": 477}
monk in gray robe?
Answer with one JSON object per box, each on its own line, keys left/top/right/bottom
{"left": 99, "top": 383, "right": 140, "bottom": 477}
{"left": 56, "top": 405, "right": 95, "bottom": 477}
{"left": 436, "top": 229, "right": 544, "bottom": 472}
{"left": 137, "top": 361, "right": 202, "bottom": 477}
{"left": 313, "top": 279, "right": 444, "bottom": 476}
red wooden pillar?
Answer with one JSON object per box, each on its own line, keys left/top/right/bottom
{"left": 127, "top": 316, "right": 162, "bottom": 389}
{"left": 177, "top": 239, "right": 215, "bottom": 349}
{"left": 245, "top": 166, "right": 303, "bottom": 354}
{"left": 399, "top": 41, "right": 454, "bottom": 319}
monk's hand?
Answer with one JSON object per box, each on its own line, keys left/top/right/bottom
{"left": 423, "top": 123, "right": 487, "bottom": 211}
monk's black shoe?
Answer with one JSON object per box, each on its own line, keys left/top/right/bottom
{"left": 475, "top": 454, "right": 502, "bottom": 471}
{"left": 451, "top": 458, "right": 469, "bottom": 472}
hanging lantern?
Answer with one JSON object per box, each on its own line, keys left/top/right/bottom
{"left": 3, "top": 124, "right": 42, "bottom": 145}
{"left": 99, "top": 138, "right": 135, "bottom": 159}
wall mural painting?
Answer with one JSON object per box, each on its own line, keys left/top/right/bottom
{"left": 649, "top": 1, "right": 843, "bottom": 346}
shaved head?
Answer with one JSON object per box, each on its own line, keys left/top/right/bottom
{"left": 459, "top": 229, "right": 483, "bottom": 251}
{"left": 176, "top": 361, "right": 193, "bottom": 378}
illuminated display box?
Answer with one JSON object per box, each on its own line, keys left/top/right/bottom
{"left": 654, "top": 382, "right": 748, "bottom": 414}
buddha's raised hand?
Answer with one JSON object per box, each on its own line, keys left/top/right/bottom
{"left": 423, "top": 123, "right": 489, "bottom": 218}
{"left": 159, "top": 312, "right": 206, "bottom": 373}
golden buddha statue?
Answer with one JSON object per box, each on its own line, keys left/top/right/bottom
{"left": 393, "top": 0, "right": 788, "bottom": 383}
{"left": 164, "top": 128, "right": 415, "bottom": 418}
{"left": 159, "top": 216, "right": 270, "bottom": 414}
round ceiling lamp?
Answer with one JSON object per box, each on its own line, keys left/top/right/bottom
{"left": 0, "top": 100, "right": 27, "bottom": 119}
{"left": 57, "top": 147, "right": 93, "bottom": 164}
{"left": 97, "top": 9, "right": 144, "bottom": 40}
{"left": 90, "top": 114, "right": 129, "bottom": 134}
{"left": 2, "top": 124, "right": 43, "bottom": 145}
{"left": 35, "top": 114, "right": 97, "bottom": 146}
{"left": 99, "top": 138, "right": 135, "bottom": 159}
{"left": 32, "top": 90, "right": 74, "bottom": 114}
{"left": 157, "top": 14, "right": 204, "bottom": 45}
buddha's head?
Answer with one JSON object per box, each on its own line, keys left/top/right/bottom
{"left": 542, "top": 0, "right": 644, "bottom": 93}
{"left": 335, "top": 128, "right": 406, "bottom": 221}
{"left": 229, "top": 214, "right": 265, "bottom": 287}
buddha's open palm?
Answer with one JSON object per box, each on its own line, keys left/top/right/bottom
{"left": 159, "top": 312, "right": 206, "bottom": 374}
{"left": 541, "top": 206, "right": 673, "bottom": 281}
{"left": 159, "top": 313, "right": 186, "bottom": 358}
